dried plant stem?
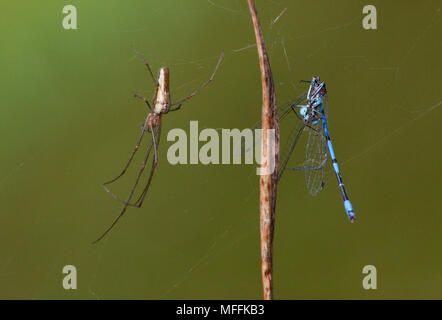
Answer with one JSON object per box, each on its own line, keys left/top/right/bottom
{"left": 246, "top": 0, "right": 279, "bottom": 300}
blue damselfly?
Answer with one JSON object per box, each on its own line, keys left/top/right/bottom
{"left": 250, "top": 76, "right": 355, "bottom": 222}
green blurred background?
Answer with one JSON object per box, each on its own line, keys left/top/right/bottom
{"left": 0, "top": 0, "right": 440, "bottom": 299}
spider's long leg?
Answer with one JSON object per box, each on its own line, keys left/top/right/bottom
{"left": 134, "top": 94, "right": 152, "bottom": 110}
{"left": 132, "top": 45, "right": 158, "bottom": 86}
{"left": 168, "top": 104, "right": 182, "bottom": 112}
{"left": 102, "top": 124, "right": 148, "bottom": 190}
{"left": 171, "top": 51, "right": 224, "bottom": 106}
{"left": 134, "top": 124, "right": 161, "bottom": 207}
{"left": 102, "top": 136, "right": 154, "bottom": 206}
{"left": 93, "top": 127, "right": 158, "bottom": 244}
{"left": 92, "top": 203, "right": 131, "bottom": 244}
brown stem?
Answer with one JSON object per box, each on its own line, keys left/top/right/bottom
{"left": 246, "top": 0, "right": 279, "bottom": 300}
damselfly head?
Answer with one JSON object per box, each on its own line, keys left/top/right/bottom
{"left": 299, "top": 106, "right": 308, "bottom": 117}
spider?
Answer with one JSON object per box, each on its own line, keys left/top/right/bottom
{"left": 93, "top": 47, "right": 224, "bottom": 244}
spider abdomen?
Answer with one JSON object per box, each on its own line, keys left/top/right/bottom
{"left": 154, "top": 67, "right": 171, "bottom": 114}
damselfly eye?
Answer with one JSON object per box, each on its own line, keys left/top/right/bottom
{"left": 300, "top": 106, "right": 308, "bottom": 117}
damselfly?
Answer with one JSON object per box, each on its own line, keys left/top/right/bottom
{"left": 250, "top": 76, "right": 355, "bottom": 222}
{"left": 93, "top": 48, "right": 224, "bottom": 244}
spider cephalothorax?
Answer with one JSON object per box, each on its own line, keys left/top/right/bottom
{"left": 146, "top": 112, "right": 161, "bottom": 129}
